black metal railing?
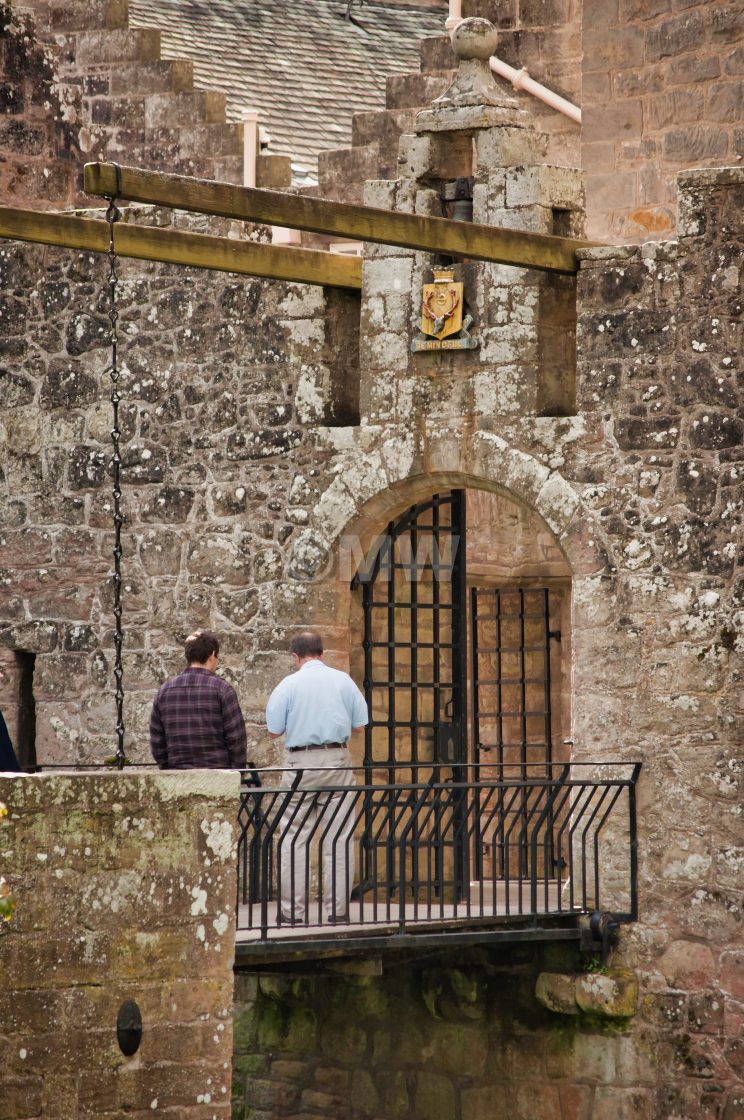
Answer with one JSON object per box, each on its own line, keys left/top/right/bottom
{"left": 236, "top": 762, "right": 641, "bottom": 941}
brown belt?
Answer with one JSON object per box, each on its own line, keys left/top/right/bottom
{"left": 288, "top": 742, "right": 347, "bottom": 753}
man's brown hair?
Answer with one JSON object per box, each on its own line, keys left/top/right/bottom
{"left": 290, "top": 630, "right": 323, "bottom": 659}
{"left": 184, "top": 630, "right": 219, "bottom": 665}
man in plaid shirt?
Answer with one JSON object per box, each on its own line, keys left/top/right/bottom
{"left": 150, "top": 630, "right": 247, "bottom": 770}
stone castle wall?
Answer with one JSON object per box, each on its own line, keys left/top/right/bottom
{"left": 0, "top": 770, "right": 239, "bottom": 1119}
{"left": 0, "top": 3, "right": 742, "bottom": 1116}
{"left": 0, "top": 228, "right": 350, "bottom": 765}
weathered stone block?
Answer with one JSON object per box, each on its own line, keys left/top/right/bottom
{"left": 414, "top": 1072, "right": 456, "bottom": 1120}
{"left": 535, "top": 971, "right": 578, "bottom": 1014}
{"left": 379, "top": 1069, "right": 409, "bottom": 1118}
{"left": 659, "top": 940, "right": 717, "bottom": 990}
{"left": 689, "top": 411, "right": 743, "bottom": 450}
{"left": 319, "top": 1020, "right": 366, "bottom": 1062}
{"left": 421, "top": 967, "right": 486, "bottom": 1021}
{"left": 594, "top": 1086, "right": 654, "bottom": 1119}
{"left": 40, "top": 365, "right": 99, "bottom": 410}
{"left": 576, "top": 971, "right": 639, "bottom": 1018}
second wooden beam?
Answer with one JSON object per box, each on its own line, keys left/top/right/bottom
{"left": 0, "top": 206, "right": 362, "bottom": 289}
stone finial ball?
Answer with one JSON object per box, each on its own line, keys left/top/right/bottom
{"left": 451, "top": 17, "right": 498, "bottom": 61}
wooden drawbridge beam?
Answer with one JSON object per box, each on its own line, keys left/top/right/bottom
{"left": 0, "top": 205, "right": 362, "bottom": 289}
{"left": 85, "top": 162, "right": 597, "bottom": 275}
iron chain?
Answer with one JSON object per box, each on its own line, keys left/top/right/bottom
{"left": 105, "top": 190, "right": 126, "bottom": 769}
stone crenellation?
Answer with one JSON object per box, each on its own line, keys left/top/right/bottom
{"left": 1, "top": 0, "right": 244, "bottom": 211}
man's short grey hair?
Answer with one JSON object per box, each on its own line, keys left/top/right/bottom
{"left": 290, "top": 631, "right": 323, "bottom": 659}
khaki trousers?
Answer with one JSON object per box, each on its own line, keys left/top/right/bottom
{"left": 279, "top": 747, "right": 357, "bottom": 922}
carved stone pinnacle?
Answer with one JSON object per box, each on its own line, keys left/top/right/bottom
{"left": 432, "top": 17, "right": 518, "bottom": 111}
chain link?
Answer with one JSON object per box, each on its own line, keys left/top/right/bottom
{"left": 105, "top": 191, "right": 126, "bottom": 769}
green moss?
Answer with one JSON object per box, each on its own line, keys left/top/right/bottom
{"left": 340, "top": 977, "right": 389, "bottom": 1019}
{"left": 232, "top": 1005, "right": 260, "bottom": 1051}
{"left": 320, "top": 1019, "right": 367, "bottom": 1062}
{"left": 351, "top": 1069, "right": 379, "bottom": 1117}
{"left": 378, "top": 1069, "right": 409, "bottom": 1118}
{"left": 539, "top": 943, "right": 581, "bottom": 971}
{"left": 256, "top": 996, "right": 317, "bottom": 1054}
{"left": 232, "top": 1052, "right": 269, "bottom": 1080}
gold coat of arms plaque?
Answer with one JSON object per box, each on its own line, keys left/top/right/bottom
{"left": 411, "top": 268, "right": 478, "bottom": 352}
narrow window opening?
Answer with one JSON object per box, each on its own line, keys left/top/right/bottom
{"left": 552, "top": 208, "right": 572, "bottom": 238}
{"left": 15, "top": 651, "right": 37, "bottom": 771}
{"left": 323, "top": 287, "right": 361, "bottom": 426}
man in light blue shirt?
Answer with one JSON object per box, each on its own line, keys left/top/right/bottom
{"left": 266, "top": 630, "right": 368, "bottom": 925}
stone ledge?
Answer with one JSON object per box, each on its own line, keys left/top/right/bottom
{"left": 1, "top": 768, "right": 241, "bottom": 802}
{"left": 536, "top": 969, "right": 639, "bottom": 1019}
{"left": 576, "top": 245, "right": 638, "bottom": 263}
{"left": 677, "top": 165, "right": 744, "bottom": 191}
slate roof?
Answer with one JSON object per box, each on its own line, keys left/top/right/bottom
{"left": 128, "top": 0, "right": 446, "bottom": 183}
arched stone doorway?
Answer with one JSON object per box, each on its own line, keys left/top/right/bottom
{"left": 345, "top": 484, "right": 572, "bottom": 899}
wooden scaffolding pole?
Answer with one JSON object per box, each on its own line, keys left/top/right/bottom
{"left": 84, "top": 162, "right": 596, "bottom": 275}
{"left": 0, "top": 205, "right": 362, "bottom": 289}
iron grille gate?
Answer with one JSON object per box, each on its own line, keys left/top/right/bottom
{"left": 352, "top": 491, "right": 558, "bottom": 903}
{"left": 471, "top": 586, "right": 557, "bottom": 880}
{"left": 353, "top": 491, "right": 468, "bottom": 901}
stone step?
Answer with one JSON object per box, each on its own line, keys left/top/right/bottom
{"left": 208, "top": 154, "right": 243, "bottom": 187}
{"left": 351, "top": 107, "right": 417, "bottom": 149}
{"left": 176, "top": 122, "right": 243, "bottom": 159}
{"left": 317, "top": 143, "right": 381, "bottom": 204}
{"left": 17, "top": 0, "right": 128, "bottom": 32}
{"left": 385, "top": 70, "right": 453, "bottom": 110}
{"left": 256, "top": 154, "right": 292, "bottom": 190}
{"left": 109, "top": 59, "right": 195, "bottom": 97}
{"left": 146, "top": 120, "right": 242, "bottom": 160}
{"left": 419, "top": 34, "right": 455, "bottom": 73}
{"left": 58, "top": 27, "right": 162, "bottom": 66}
{"left": 144, "top": 90, "right": 228, "bottom": 130}
{"left": 164, "top": 152, "right": 242, "bottom": 185}
{"left": 137, "top": 148, "right": 243, "bottom": 183}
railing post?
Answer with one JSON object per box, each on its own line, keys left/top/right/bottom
{"left": 257, "top": 770, "right": 303, "bottom": 938}
{"left": 398, "top": 776, "right": 436, "bottom": 932}
{"left": 529, "top": 765, "right": 569, "bottom": 917}
{"left": 629, "top": 763, "right": 641, "bottom": 921}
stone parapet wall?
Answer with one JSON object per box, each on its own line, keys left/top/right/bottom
{"left": 0, "top": 769, "right": 240, "bottom": 1118}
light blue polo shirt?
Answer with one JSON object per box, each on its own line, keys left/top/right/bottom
{"left": 266, "top": 659, "right": 368, "bottom": 748}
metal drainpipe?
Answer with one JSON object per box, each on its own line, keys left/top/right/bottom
{"left": 444, "top": 0, "right": 462, "bottom": 35}
{"left": 242, "top": 109, "right": 259, "bottom": 188}
{"left": 446, "top": 1, "right": 581, "bottom": 125}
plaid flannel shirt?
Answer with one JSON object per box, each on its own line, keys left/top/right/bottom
{"left": 149, "top": 667, "right": 247, "bottom": 770}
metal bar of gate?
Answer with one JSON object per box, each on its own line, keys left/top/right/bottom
{"left": 451, "top": 490, "right": 469, "bottom": 898}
